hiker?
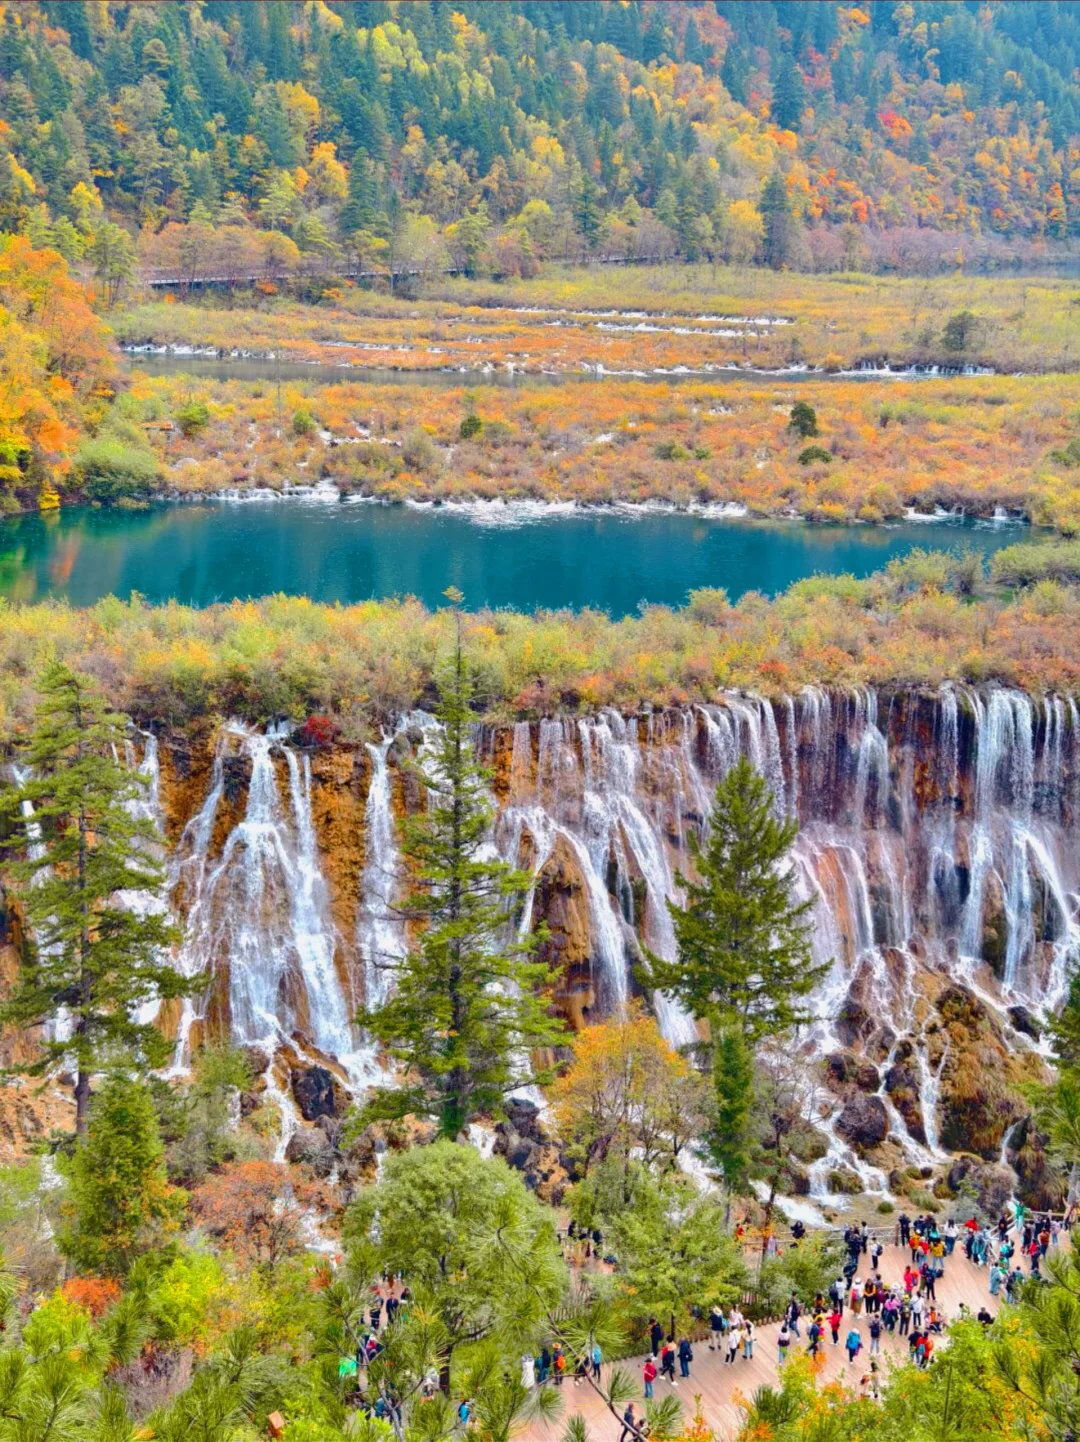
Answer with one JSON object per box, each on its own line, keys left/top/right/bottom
{"left": 785, "top": 1293, "right": 802, "bottom": 1338}
{"left": 899, "top": 1296, "right": 912, "bottom": 1337}
{"left": 591, "top": 1342, "right": 602, "bottom": 1380}
{"left": 553, "top": 1346, "right": 566, "bottom": 1385}
{"left": 869, "top": 1316, "right": 882, "bottom": 1356}
{"left": 977, "top": 1306, "right": 994, "bottom": 1327}
{"left": 862, "top": 1277, "right": 877, "bottom": 1315}
{"left": 828, "top": 1307, "right": 842, "bottom": 1344}
{"left": 678, "top": 1337, "right": 692, "bottom": 1379}
{"left": 574, "top": 1353, "right": 588, "bottom": 1387}
{"left": 709, "top": 1305, "right": 724, "bottom": 1351}
{"left": 791, "top": 1220, "right": 806, "bottom": 1246}
{"left": 649, "top": 1319, "right": 663, "bottom": 1359}
{"left": 537, "top": 1347, "right": 551, "bottom": 1383}
{"left": 642, "top": 1358, "right": 656, "bottom": 1400}
{"left": 619, "top": 1404, "right": 638, "bottom": 1442}
{"left": 944, "top": 1218, "right": 958, "bottom": 1255}
{"left": 898, "top": 1212, "right": 911, "bottom": 1246}
{"left": 845, "top": 1327, "right": 862, "bottom": 1364}
{"left": 777, "top": 1320, "right": 791, "bottom": 1367}
{"left": 807, "top": 1317, "right": 822, "bottom": 1358}
{"left": 743, "top": 1320, "right": 755, "bottom": 1360}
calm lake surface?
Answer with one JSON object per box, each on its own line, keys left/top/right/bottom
{"left": 0, "top": 502, "right": 1022, "bottom": 615}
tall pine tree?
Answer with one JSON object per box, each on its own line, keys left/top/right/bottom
{"left": 648, "top": 754, "right": 826, "bottom": 1043}
{"left": 0, "top": 663, "right": 186, "bottom": 1133}
{"left": 358, "top": 594, "right": 564, "bottom": 1138}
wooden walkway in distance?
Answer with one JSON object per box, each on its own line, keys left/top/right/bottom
{"left": 526, "top": 1237, "right": 1026, "bottom": 1442}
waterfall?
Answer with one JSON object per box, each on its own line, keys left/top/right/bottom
{"left": 153, "top": 680, "right": 1080, "bottom": 1192}
{"left": 357, "top": 733, "right": 407, "bottom": 1014}
{"left": 171, "top": 726, "right": 374, "bottom": 1086}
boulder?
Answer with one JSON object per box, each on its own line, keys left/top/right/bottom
{"left": 1007, "top": 1005, "right": 1041, "bottom": 1041}
{"left": 835, "top": 1094, "right": 889, "bottom": 1150}
{"left": 285, "top": 1124, "right": 336, "bottom": 1177}
{"left": 291, "top": 1065, "right": 341, "bottom": 1122}
{"left": 945, "top": 1157, "right": 1015, "bottom": 1218}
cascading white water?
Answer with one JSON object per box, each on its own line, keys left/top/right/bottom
{"left": 152, "top": 682, "right": 1080, "bottom": 1193}
{"left": 170, "top": 726, "right": 376, "bottom": 1089}
{"left": 357, "top": 733, "right": 407, "bottom": 1014}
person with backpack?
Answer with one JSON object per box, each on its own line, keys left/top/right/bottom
{"left": 552, "top": 1346, "right": 566, "bottom": 1385}
{"left": 807, "top": 1317, "right": 822, "bottom": 1358}
{"left": 869, "top": 1315, "right": 882, "bottom": 1356}
{"left": 845, "top": 1327, "right": 862, "bottom": 1364}
{"left": 677, "top": 1337, "right": 693, "bottom": 1379}
{"left": 777, "top": 1320, "right": 791, "bottom": 1367}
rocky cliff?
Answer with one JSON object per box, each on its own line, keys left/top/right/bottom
{"left": 4, "top": 687, "right": 1074, "bottom": 1199}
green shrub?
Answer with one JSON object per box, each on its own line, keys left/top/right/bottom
{"left": 797, "top": 445, "right": 832, "bottom": 466}
{"left": 990, "top": 539, "right": 1080, "bottom": 587}
{"left": 459, "top": 413, "right": 483, "bottom": 440}
{"left": 174, "top": 400, "right": 211, "bottom": 438}
{"left": 73, "top": 438, "right": 159, "bottom": 503}
{"left": 655, "top": 440, "right": 691, "bottom": 460}
{"left": 292, "top": 406, "right": 317, "bottom": 437}
{"left": 787, "top": 400, "right": 818, "bottom": 438}
{"left": 941, "top": 309, "right": 979, "bottom": 353}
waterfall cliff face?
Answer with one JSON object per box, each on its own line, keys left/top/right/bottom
{"left": 146, "top": 686, "right": 1076, "bottom": 1191}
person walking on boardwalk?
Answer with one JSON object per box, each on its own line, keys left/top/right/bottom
{"left": 661, "top": 1340, "right": 677, "bottom": 1385}
{"left": 678, "top": 1337, "right": 692, "bottom": 1379}
{"left": 619, "top": 1404, "right": 638, "bottom": 1442}
{"left": 649, "top": 1319, "right": 663, "bottom": 1359}
{"left": 726, "top": 1322, "right": 741, "bottom": 1366}
{"left": 869, "top": 1315, "right": 882, "bottom": 1356}
{"left": 590, "top": 1342, "right": 602, "bottom": 1381}
{"left": 708, "top": 1305, "right": 724, "bottom": 1351}
{"left": 785, "top": 1293, "right": 802, "bottom": 1337}
{"left": 845, "top": 1327, "right": 862, "bottom": 1365}
{"left": 642, "top": 1358, "right": 656, "bottom": 1400}
{"left": 743, "top": 1320, "right": 755, "bottom": 1360}
{"left": 777, "top": 1321, "right": 791, "bottom": 1368}
{"left": 828, "top": 1307, "right": 842, "bottom": 1344}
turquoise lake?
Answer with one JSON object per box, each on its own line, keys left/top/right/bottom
{"left": 0, "top": 502, "right": 1023, "bottom": 616}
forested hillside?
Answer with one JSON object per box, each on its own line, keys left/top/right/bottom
{"left": 0, "top": 1, "right": 1077, "bottom": 282}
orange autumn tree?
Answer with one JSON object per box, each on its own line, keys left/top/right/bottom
{"left": 552, "top": 1002, "right": 709, "bottom": 1183}
{"left": 0, "top": 235, "right": 113, "bottom": 507}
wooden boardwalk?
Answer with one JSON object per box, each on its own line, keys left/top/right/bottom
{"left": 527, "top": 1237, "right": 1025, "bottom": 1442}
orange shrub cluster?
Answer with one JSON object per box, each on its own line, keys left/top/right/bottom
{"left": 127, "top": 367, "right": 1078, "bottom": 527}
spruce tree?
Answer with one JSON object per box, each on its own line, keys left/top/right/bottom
{"left": 648, "top": 754, "right": 827, "bottom": 1043}
{"left": 358, "top": 596, "right": 564, "bottom": 1137}
{"left": 0, "top": 663, "right": 186, "bottom": 1133}
{"left": 771, "top": 51, "right": 805, "bottom": 132}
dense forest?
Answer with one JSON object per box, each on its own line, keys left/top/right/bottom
{"left": 0, "top": 0, "right": 1078, "bottom": 285}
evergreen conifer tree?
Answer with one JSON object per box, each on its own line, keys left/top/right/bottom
{"left": 771, "top": 51, "right": 806, "bottom": 131}
{"left": 0, "top": 662, "right": 186, "bottom": 1133}
{"left": 648, "top": 755, "right": 826, "bottom": 1042}
{"left": 59, "top": 1071, "right": 182, "bottom": 1276}
{"left": 358, "top": 595, "right": 564, "bottom": 1137}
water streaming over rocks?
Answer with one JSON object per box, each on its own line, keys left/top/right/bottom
{"left": 132, "top": 686, "right": 1080, "bottom": 1194}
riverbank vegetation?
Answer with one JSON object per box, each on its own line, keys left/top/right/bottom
{"left": 116, "top": 260, "right": 1080, "bottom": 375}
{"left": 0, "top": 551, "right": 1078, "bottom": 732}
{"left": 86, "top": 363, "right": 1080, "bottom": 529}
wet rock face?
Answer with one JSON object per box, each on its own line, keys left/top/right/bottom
{"left": 492, "top": 1098, "right": 568, "bottom": 1204}
{"left": 884, "top": 1061, "right": 927, "bottom": 1146}
{"left": 291, "top": 1066, "right": 341, "bottom": 1122}
{"left": 945, "top": 1158, "right": 1016, "bottom": 1218}
{"left": 1003, "top": 1116, "right": 1067, "bottom": 1212}
{"left": 530, "top": 835, "right": 597, "bottom": 1027}
{"left": 284, "top": 1124, "right": 336, "bottom": 1178}
{"left": 836, "top": 1094, "right": 889, "bottom": 1150}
